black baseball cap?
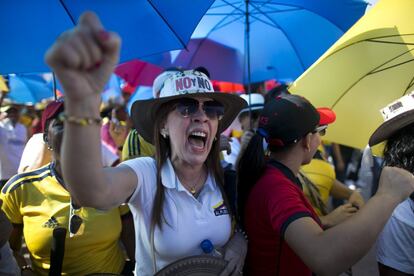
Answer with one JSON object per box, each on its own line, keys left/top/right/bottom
{"left": 257, "top": 94, "right": 336, "bottom": 147}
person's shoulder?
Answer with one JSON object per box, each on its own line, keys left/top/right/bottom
{"left": 257, "top": 166, "right": 299, "bottom": 192}
{"left": 26, "top": 133, "right": 45, "bottom": 145}
{"left": 1, "top": 165, "right": 52, "bottom": 195}
{"left": 261, "top": 165, "right": 288, "bottom": 181}
{"left": 124, "top": 156, "right": 155, "bottom": 164}
{"left": 121, "top": 157, "right": 156, "bottom": 172}
{"left": 302, "top": 158, "right": 335, "bottom": 179}
{"left": 31, "top": 132, "right": 44, "bottom": 140}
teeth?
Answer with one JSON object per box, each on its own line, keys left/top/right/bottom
{"left": 191, "top": 131, "right": 206, "bottom": 138}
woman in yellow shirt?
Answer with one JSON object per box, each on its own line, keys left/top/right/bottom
{"left": 1, "top": 100, "right": 134, "bottom": 275}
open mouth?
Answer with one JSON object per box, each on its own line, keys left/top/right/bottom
{"left": 188, "top": 131, "right": 207, "bottom": 149}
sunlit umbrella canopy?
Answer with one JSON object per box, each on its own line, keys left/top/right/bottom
{"left": 290, "top": 0, "right": 414, "bottom": 149}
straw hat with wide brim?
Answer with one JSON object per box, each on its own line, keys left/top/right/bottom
{"left": 131, "top": 70, "right": 247, "bottom": 143}
{"left": 369, "top": 92, "right": 414, "bottom": 147}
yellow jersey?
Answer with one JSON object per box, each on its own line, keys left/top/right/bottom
{"left": 302, "top": 158, "right": 336, "bottom": 206}
{"left": 122, "top": 129, "right": 155, "bottom": 161}
{"left": 1, "top": 163, "right": 126, "bottom": 276}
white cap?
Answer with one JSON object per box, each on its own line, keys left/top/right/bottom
{"left": 240, "top": 93, "right": 265, "bottom": 113}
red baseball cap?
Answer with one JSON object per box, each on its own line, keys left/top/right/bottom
{"left": 41, "top": 100, "right": 64, "bottom": 132}
{"left": 317, "top": 107, "right": 336, "bottom": 126}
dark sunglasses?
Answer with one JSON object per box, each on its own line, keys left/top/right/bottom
{"left": 69, "top": 200, "right": 83, "bottom": 236}
{"left": 174, "top": 98, "right": 224, "bottom": 120}
{"left": 312, "top": 125, "right": 328, "bottom": 136}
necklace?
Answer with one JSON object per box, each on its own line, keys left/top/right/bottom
{"left": 183, "top": 169, "right": 205, "bottom": 195}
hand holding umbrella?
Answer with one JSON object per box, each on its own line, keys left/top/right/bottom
{"left": 45, "top": 12, "right": 120, "bottom": 103}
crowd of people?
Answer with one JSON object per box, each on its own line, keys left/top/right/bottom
{"left": 0, "top": 11, "right": 413, "bottom": 276}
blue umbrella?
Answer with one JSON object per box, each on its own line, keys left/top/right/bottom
{"left": 172, "top": 38, "right": 244, "bottom": 83}
{"left": 46, "top": 73, "right": 123, "bottom": 102}
{"left": 8, "top": 75, "right": 53, "bottom": 105}
{"left": 183, "top": 0, "right": 368, "bottom": 84}
{"left": 0, "top": 0, "right": 213, "bottom": 74}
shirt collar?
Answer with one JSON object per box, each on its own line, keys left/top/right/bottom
{"left": 267, "top": 159, "right": 303, "bottom": 189}
{"left": 161, "top": 158, "right": 216, "bottom": 192}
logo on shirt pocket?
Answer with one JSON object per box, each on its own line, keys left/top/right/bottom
{"left": 212, "top": 201, "right": 229, "bottom": 216}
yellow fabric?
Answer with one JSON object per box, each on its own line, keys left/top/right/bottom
{"left": 301, "top": 158, "right": 336, "bottom": 215}
{"left": 290, "top": 0, "right": 414, "bottom": 149}
{"left": 19, "top": 114, "right": 33, "bottom": 127}
{"left": 121, "top": 129, "right": 155, "bottom": 161}
{"left": 0, "top": 76, "right": 8, "bottom": 92}
{"left": 371, "top": 141, "right": 385, "bottom": 157}
{"left": 0, "top": 164, "right": 125, "bottom": 276}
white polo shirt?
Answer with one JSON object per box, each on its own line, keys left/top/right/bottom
{"left": 123, "top": 157, "right": 232, "bottom": 276}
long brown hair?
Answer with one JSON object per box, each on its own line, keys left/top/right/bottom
{"left": 151, "top": 99, "right": 231, "bottom": 230}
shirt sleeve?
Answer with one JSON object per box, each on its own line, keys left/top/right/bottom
{"left": 121, "top": 157, "right": 157, "bottom": 206}
{"left": 0, "top": 186, "right": 23, "bottom": 224}
{"left": 266, "top": 179, "right": 315, "bottom": 237}
{"left": 377, "top": 212, "right": 414, "bottom": 274}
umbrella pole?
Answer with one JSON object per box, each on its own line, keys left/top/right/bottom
{"left": 245, "top": 0, "right": 253, "bottom": 130}
{"left": 52, "top": 72, "right": 57, "bottom": 101}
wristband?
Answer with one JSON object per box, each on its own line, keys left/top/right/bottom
{"left": 60, "top": 113, "right": 102, "bottom": 126}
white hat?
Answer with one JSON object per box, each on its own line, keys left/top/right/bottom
{"left": 239, "top": 93, "right": 265, "bottom": 114}
{"left": 369, "top": 91, "right": 414, "bottom": 146}
{"left": 131, "top": 70, "right": 247, "bottom": 143}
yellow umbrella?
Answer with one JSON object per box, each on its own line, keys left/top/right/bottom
{"left": 289, "top": 0, "right": 414, "bottom": 150}
{"left": 0, "top": 76, "right": 8, "bottom": 92}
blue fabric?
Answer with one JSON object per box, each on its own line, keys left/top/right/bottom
{"left": 8, "top": 75, "right": 53, "bottom": 104}
{"left": 178, "top": 0, "right": 368, "bottom": 83}
{"left": 0, "top": 0, "right": 214, "bottom": 74}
